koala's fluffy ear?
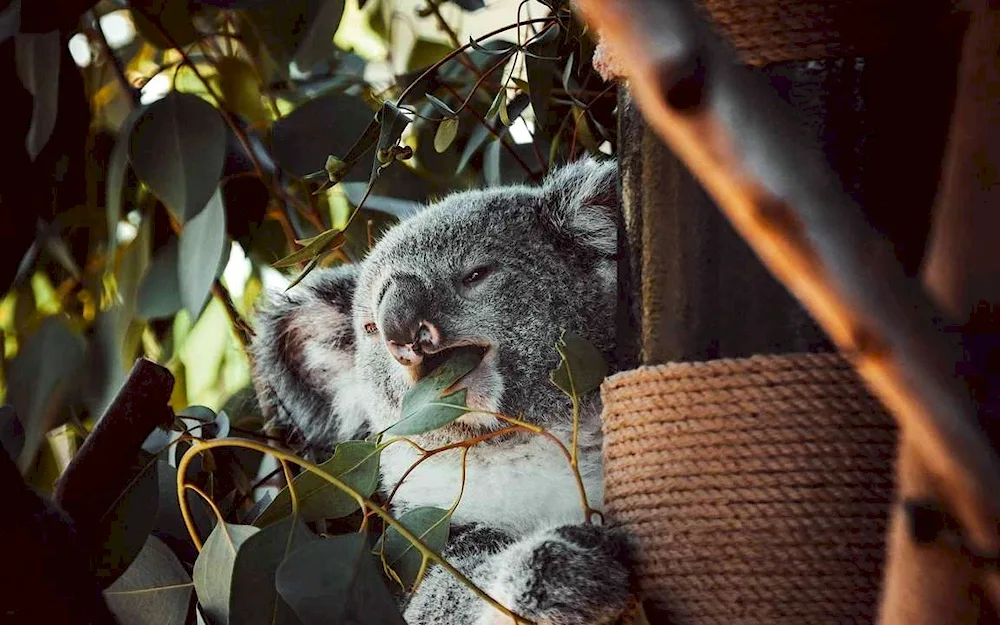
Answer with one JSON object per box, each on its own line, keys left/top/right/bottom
{"left": 249, "top": 264, "right": 366, "bottom": 448}
{"left": 539, "top": 156, "right": 619, "bottom": 256}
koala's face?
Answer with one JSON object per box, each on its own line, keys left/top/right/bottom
{"left": 351, "top": 158, "right": 618, "bottom": 436}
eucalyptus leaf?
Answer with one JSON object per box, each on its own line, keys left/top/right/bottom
{"left": 483, "top": 139, "right": 501, "bottom": 186}
{"left": 104, "top": 536, "right": 192, "bottom": 625}
{"left": 272, "top": 228, "right": 345, "bottom": 268}
{"left": 0, "top": 0, "right": 20, "bottom": 44}
{"left": 136, "top": 239, "right": 182, "bottom": 321}
{"left": 381, "top": 506, "right": 451, "bottom": 589}
{"left": 276, "top": 534, "right": 406, "bottom": 625}
{"left": 271, "top": 93, "right": 376, "bottom": 179}
{"left": 254, "top": 440, "right": 380, "bottom": 527}
{"left": 128, "top": 92, "right": 227, "bottom": 223}
{"left": 14, "top": 30, "right": 60, "bottom": 159}
{"left": 383, "top": 347, "right": 484, "bottom": 437}
{"left": 178, "top": 188, "right": 227, "bottom": 319}
{"left": 7, "top": 317, "right": 86, "bottom": 471}
{"left": 434, "top": 117, "right": 459, "bottom": 153}
{"left": 192, "top": 523, "right": 260, "bottom": 625}
{"left": 425, "top": 93, "right": 456, "bottom": 117}
{"left": 549, "top": 329, "right": 608, "bottom": 398}
{"left": 371, "top": 101, "right": 411, "bottom": 178}
{"left": 292, "top": 0, "right": 346, "bottom": 71}
{"left": 95, "top": 452, "right": 160, "bottom": 585}
{"left": 229, "top": 517, "right": 315, "bottom": 625}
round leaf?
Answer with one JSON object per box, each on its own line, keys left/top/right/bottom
{"left": 104, "top": 536, "right": 192, "bottom": 625}
{"left": 434, "top": 117, "right": 459, "bottom": 153}
{"left": 95, "top": 454, "right": 160, "bottom": 585}
{"left": 129, "top": 91, "right": 227, "bottom": 223}
{"left": 136, "top": 239, "right": 182, "bottom": 320}
{"left": 270, "top": 93, "right": 376, "bottom": 179}
{"left": 383, "top": 347, "right": 485, "bottom": 437}
{"left": 549, "top": 329, "right": 609, "bottom": 398}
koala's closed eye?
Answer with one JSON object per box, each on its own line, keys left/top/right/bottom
{"left": 460, "top": 264, "right": 495, "bottom": 288}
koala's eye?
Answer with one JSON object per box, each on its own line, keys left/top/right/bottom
{"left": 364, "top": 322, "right": 378, "bottom": 335}
{"left": 461, "top": 265, "right": 493, "bottom": 287}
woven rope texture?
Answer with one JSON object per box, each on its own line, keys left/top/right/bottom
{"left": 695, "top": 0, "right": 954, "bottom": 65}
{"left": 601, "top": 353, "right": 897, "bottom": 623}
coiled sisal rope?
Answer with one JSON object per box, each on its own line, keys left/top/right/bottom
{"left": 601, "top": 353, "right": 898, "bottom": 623}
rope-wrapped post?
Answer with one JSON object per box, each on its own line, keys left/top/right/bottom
{"left": 580, "top": 0, "right": 1000, "bottom": 621}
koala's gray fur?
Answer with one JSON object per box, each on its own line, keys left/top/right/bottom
{"left": 250, "top": 157, "right": 632, "bottom": 624}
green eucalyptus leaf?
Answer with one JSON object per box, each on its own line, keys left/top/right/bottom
{"left": 192, "top": 523, "right": 260, "bottom": 625}
{"left": 271, "top": 228, "right": 345, "bottom": 268}
{"left": 276, "top": 534, "right": 406, "bottom": 625}
{"left": 128, "top": 92, "right": 227, "bottom": 223}
{"left": 15, "top": 30, "right": 60, "bottom": 160}
{"left": 136, "top": 239, "right": 182, "bottom": 321}
{"left": 254, "top": 441, "right": 380, "bottom": 527}
{"left": 381, "top": 506, "right": 451, "bottom": 589}
{"left": 229, "top": 517, "right": 315, "bottom": 625}
{"left": 425, "top": 93, "right": 456, "bottom": 117}
{"left": 271, "top": 93, "right": 376, "bottom": 179}
{"left": 383, "top": 348, "right": 484, "bottom": 437}
{"left": 103, "top": 536, "right": 192, "bottom": 625}
{"left": 177, "top": 188, "right": 227, "bottom": 319}
{"left": 434, "top": 117, "right": 459, "bottom": 153}
{"left": 7, "top": 317, "right": 86, "bottom": 471}
{"left": 483, "top": 139, "right": 501, "bottom": 186}
{"left": 371, "top": 101, "right": 411, "bottom": 178}
{"left": 95, "top": 452, "right": 160, "bottom": 585}
{"left": 292, "top": 0, "right": 346, "bottom": 71}
{"left": 549, "top": 329, "right": 608, "bottom": 398}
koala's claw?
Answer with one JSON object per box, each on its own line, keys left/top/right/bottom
{"left": 481, "top": 524, "right": 633, "bottom": 625}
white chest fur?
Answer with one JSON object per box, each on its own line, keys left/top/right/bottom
{"left": 380, "top": 434, "right": 605, "bottom": 535}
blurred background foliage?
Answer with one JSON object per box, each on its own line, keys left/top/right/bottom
{"left": 0, "top": 0, "right": 617, "bottom": 493}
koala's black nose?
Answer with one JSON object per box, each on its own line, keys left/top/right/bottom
{"left": 379, "top": 276, "right": 440, "bottom": 366}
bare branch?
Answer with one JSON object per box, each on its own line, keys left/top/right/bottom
{"left": 574, "top": 0, "right": 1000, "bottom": 574}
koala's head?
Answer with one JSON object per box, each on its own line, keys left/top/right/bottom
{"left": 249, "top": 157, "right": 619, "bottom": 449}
{"left": 352, "top": 157, "right": 619, "bottom": 435}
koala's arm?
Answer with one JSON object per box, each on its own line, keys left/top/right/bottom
{"left": 249, "top": 265, "right": 369, "bottom": 447}
{"left": 403, "top": 523, "right": 632, "bottom": 625}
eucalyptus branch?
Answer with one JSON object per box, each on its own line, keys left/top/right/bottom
{"left": 211, "top": 280, "right": 254, "bottom": 351}
{"left": 575, "top": 0, "right": 1000, "bottom": 575}
{"left": 175, "top": 438, "right": 536, "bottom": 625}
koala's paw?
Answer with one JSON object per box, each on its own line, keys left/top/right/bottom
{"left": 479, "top": 524, "right": 633, "bottom": 625}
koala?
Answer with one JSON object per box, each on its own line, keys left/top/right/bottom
{"left": 250, "top": 157, "right": 633, "bottom": 624}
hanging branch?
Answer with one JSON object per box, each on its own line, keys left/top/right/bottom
{"left": 573, "top": 0, "right": 1000, "bottom": 590}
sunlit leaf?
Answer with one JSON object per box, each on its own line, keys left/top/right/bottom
{"left": 254, "top": 441, "right": 380, "bottom": 527}
{"left": 104, "top": 536, "right": 192, "bottom": 625}
{"left": 177, "top": 188, "right": 227, "bottom": 319}
{"left": 214, "top": 57, "right": 272, "bottom": 124}
{"left": 434, "top": 117, "right": 459, "bottom": 153}
{"left": 549, "top": 329, "right": 608, "bottom": 398}
{"left": 229, "top": 517, "right": 315, "bottom": 625}
{"left": 276, "top": 534, "right": 406, "bottom": 625}
{"left": 129, "top": 92, "right": 227, "bottom": 223}
{"left": 383, "top": 348, "right": 484, "bottom": 437}
{"left": 7, "top": 317, "right": 86, "bottom": 471}
{"left": 95, "top": 452, "right": 160, "bottom": 585}
{"left": 192, "top": 523, "right": 260, "bottom": 625}
{"left": 381, "top": 506, "right": 451, "bottom": 589}
{"left": 14, "top": 30, "right": 60, "bottom": 160}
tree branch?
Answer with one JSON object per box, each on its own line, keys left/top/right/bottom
{"left": 574, "top": 0, "right": 1000, "bottom": 595}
